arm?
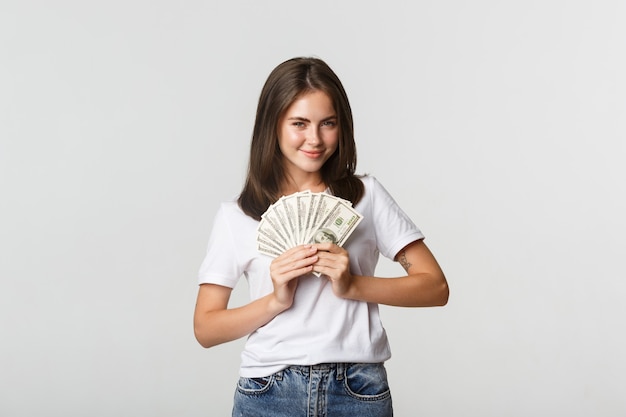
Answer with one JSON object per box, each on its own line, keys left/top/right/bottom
{"left": 193, "top": 284, "right": 281, "bottom": 348}
{"left": 313, "top": 240, "right": 449, "bottom": 307}
{"left": 193, "top": 244, "right": 319, "bottom": 348}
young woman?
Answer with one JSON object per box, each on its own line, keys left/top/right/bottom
{"left": 194, "top": 57, "right": 449, "bottom": 417}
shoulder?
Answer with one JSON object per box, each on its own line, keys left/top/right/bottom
{"left": 213, "top": 197, "right": 258, "bottom": 227}
{"left": 353, "top": 174, "right": 381, "bottom": 210}
{"left": 357, "top": 174, "right": 387, "bottom": 197}
{"left": 354, "top": 174, "right": 406, "bottom": 213}
{"left": 218, "top": 198, "right": 241, "bottom": 213}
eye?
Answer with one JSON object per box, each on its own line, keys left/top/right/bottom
{"left": 292, "top": 121, "right": 306, "bottom": 127}
{"left": 322, "top": 120, "right": 337, "bottom": 127}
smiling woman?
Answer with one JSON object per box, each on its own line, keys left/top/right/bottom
{"left": 237, "top": 57, "right": 364, "bottom": 221}
{"left": 278, "top": 90, "right": 339, "bottom": 193}
{"left": 193, "top": 57, "right": 448, "bottom": 417}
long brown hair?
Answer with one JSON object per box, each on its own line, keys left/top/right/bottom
{"left": 238, "top": 57, "right": 364, "bottom": 220}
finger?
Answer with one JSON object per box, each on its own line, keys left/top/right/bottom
{"left": 273, "top": 255, "right": 318, "bottom": 275}
{"left": 272, "top": 246, "right": 319, "bottom": 279}
{"left": 311, "top": 264, "right": 341, "bottom": 281}
{"left": 314, "top": 250, "right": 338, "bottom": 261}
{"left": 312, "top": 243, "right": 344, "bottom": 253}
{"left": 277, "top": 244, "right": 318, "bottom": 261}
{"left": 313, "top": 254, "right": 349, "bottom": 275}
{"left": 314, "top": 250, "right": 348, "bottom": 266}
{"left": 274, "top": 264, "right": 315, "bottom": 282}
{"left": 274, "top": 247, "right": 318, "bottom": 268}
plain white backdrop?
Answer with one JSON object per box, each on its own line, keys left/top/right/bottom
{"left": 1, "top": 1, "right": 625, "bottom": 416}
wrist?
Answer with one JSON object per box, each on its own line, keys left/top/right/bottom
{"left": 266, "top": 293, "right": 292, "bottom": 316}
{"left": 339, "top": 274, "right": 362, "bottom": 301}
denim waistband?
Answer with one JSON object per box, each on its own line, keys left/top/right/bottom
{"left": 290, "top": 363, "right": 347, "bottom": 370}
{"left": 276, "top": 362, "right": 350, "bottom": 380}
{"left": 279, "top": 363, "right": 353, "bottom": 380}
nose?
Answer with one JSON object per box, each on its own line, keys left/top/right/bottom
{"left": 306, "top": 126, "right": 322, "bottom": 145}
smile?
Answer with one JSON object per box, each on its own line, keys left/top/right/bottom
{"left": 300, "top": 149, "right": 324, "bottom": 158}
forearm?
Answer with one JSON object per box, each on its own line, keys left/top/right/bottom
{"left": 344, "top": 273, "right": 449, "bottom": 307}
{"left": 194, "top": 294, "right": 284, "bottom": 348}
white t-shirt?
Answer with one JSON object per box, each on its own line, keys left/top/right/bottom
{"left": 198, "top": 175, "right": 424, "bottom": 377}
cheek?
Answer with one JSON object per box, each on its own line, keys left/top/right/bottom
{"left": 327, "top": 135, "right": 340, "bottom": 153}
{"left": 279, "top": 130, "right": 303, "bottom": 148}
{"left": 277, "top": 132, "right": 292, "bottom": 153}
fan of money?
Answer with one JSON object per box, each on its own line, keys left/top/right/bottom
{"left": 256, "top": 191, "right": 363, "bottom": 258}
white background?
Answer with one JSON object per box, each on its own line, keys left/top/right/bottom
{"left": 1, "top": 1, "right": 625, "bottom": 416}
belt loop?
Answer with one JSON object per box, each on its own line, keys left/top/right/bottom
{"left": 275, "top": 369, "right": 284, "bottom": 381}
{"left": 336, "top": 363, "right": 346, "bottom": 381}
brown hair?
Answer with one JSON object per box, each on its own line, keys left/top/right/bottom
{"left": 238, "top": 57, "right": 364, "bottom": 220}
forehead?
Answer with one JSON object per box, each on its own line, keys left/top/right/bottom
{"left": 284, "top": 90, "right": 335, "bottom": 115}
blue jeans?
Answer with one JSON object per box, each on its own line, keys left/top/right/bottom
{"left": 232, "top": 363, "right": 393, "bottom": 417}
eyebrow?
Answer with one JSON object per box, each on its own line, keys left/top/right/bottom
{"left": 286, "top": 115, "right": 337, "bottom": 123}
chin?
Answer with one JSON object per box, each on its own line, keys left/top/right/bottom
{"left": 303, "top": 163, "right": 326, "bottom": 173}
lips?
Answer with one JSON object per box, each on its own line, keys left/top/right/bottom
{"left": 300, "top": 149, "right": 324, "bottom": 159}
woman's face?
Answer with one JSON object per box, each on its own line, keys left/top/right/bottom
{"left": 277, "top": 90, "right": 339, "bottom": 182}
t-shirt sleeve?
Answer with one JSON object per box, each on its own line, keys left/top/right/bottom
{"left": 197, "top": 203, "right": 243, "bottom": 288}
{"left": 369, "top": 176, "right": 425, "bottom": 260}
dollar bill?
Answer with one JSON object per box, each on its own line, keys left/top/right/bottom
{"left": 257, "top": 219, "right": 289, "bottom": 252}
{"left": 303, "top": 194, "right": 337, "bottom": 243}
{"left": 280, "top": 193, "right": 301, "bottom": 246}
{"left": 257, "top": 236, "right": 285, "bottom": 257}
{"left": 256, "top": 191, "right": 363, "bottom": 260}
{"left": 306, "top": 200, "right": 363, "bottom": 246}
{"left": 259, "top": 208, "right": 291, "bottom": 249}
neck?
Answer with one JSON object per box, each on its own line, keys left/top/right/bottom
{"left": 281, "top": 174, "right": 326, "bottom": 195}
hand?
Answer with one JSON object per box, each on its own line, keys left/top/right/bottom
{"left": 269, "top": 245, "right": 318, "bottom": 312}
{"left": 312, "top": 243, "right": 353, "bottom": 298}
